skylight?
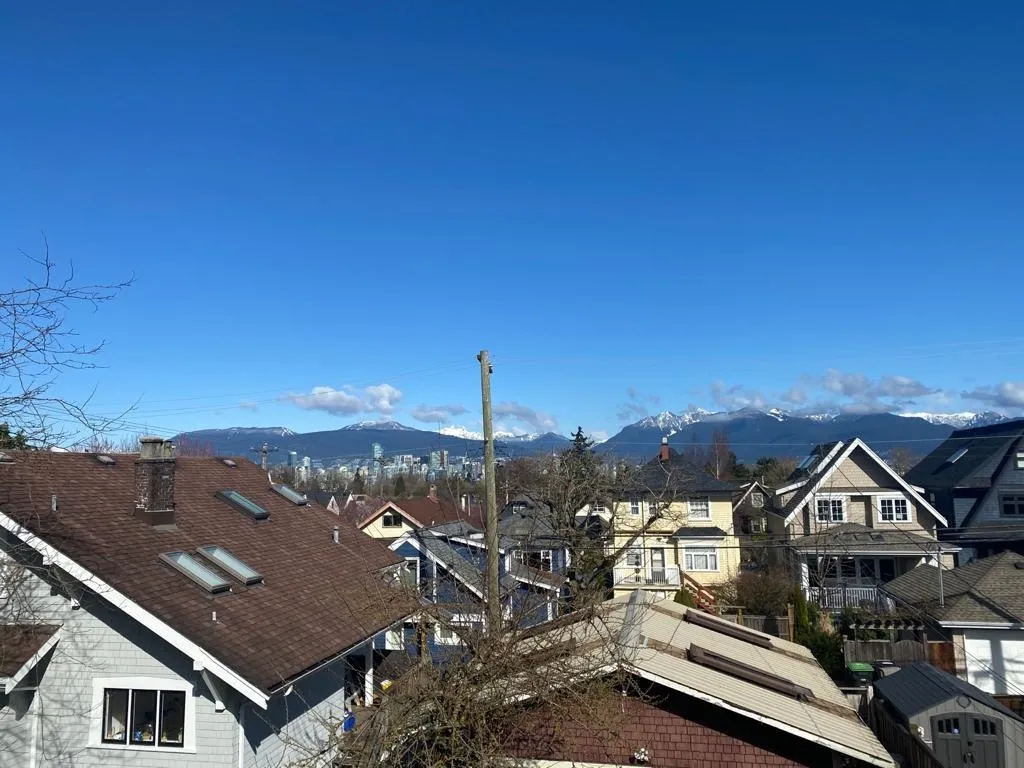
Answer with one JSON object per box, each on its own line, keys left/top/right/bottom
{"left": 0, "top": 451, "right": 13, "bottom": 464}
{"left": 684, "top": 609, "right": 772, "bottom": 649}
{"left": 271, "top": 484, "right": 308, "bottom": 505}
{"left": 220, "top": 458, "right": 237, "bottom": 468}
{"left": 796, "top": 453, "right": 818, "bottom": 471}
{"left": 948, "top": 447, "right": 969, "bottom": 464}
{"left": 216, "top": 489, "right": 270, "bottom": 520}
{"left": 160, "top": 551, "right": 231, "bottom": 594}
{"left": 688, "top": 644, "right": 813, "bottom": 701}
{"left": 95, "top": 454, "right": 116, "bottom": 465}
{"left": 197, "top": 545, "right": 263, "bottom": 585}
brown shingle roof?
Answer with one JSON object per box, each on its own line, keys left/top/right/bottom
{"left": 0, "top": 452, "right": 412, "bottom": 692}
{"left": 365, "top": 497, "right": 484, "bottom": 530}
{"left": 0, "top": 624, "right": 59, "bottom": 677}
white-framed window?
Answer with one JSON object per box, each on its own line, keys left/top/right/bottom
{"left": 434, "top": 615, "right": 479, "bottom": 646}
{"left": 381, "top": 510, "right": 402, "bottom": 528}
{"left": 684, "top": 547, "right": 719, "bottom": 572}
{"left": 752, "top": 492, "right": 764, "bottom": 509}
{"left": 878, "top": 498, "right": 910, "bottom": 523}
{"left": 384, "top": 626, "right": 404, "bottom": 650}
{"left": 592, "top": 503, "right": 607, "bottom": 515}
{"left": 403, "top": 556, "right": 420, "bottom": 589}
{"left": 513, "top": 549, "right": 553, "bottom": 572}
{"left": 688, "top": 496, "right": 710, "bottom": 520}
{"left": 625, "top": 546, "right": 644, "bottom": 568}
{"left": 629, "top": 500, "right": 641, "bottom": 516}
{"left": 90, "top": 677, "right": 194, "bottom": 753}
{"left": 816, "top": 497, "right": 845, "bottom": 523}
{"left": 750, "top": 517, "right": 766, "bottom": 534}
{"left": 1016, "top": 452, "right": 1024, "bottom": 470}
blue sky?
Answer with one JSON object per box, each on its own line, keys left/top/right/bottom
{"left": 3, "top": 2, "right": 1024, "bottom": 443}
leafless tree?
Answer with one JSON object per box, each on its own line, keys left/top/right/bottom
{"left": 1, "top": 241, "right": 131, "bottom": 447}
{"left": 887, "top": 447, "right": 920, "bottom": 477}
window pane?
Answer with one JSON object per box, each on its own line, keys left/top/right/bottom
{"left": 859, "top": 559, "right": 877, "bottom": 580}
{"left": 630, "top": 501, "right": 640, "bottom": 515}
{"left": 130, "top": 689, "right": 158, "bottom": 745}
{"left": 689, "top": 497, "right": 710, "bottom": 518}
{"left": 159, "top": 691, "right": 186, "bottom": 747}
{"left": 102, "top": 689, "right": 129, "bottom": 744}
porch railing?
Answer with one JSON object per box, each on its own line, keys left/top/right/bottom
{"left": 808, "top": 585, "right": 895, "bottom": 613}
{"left": 613, "top": 564, "right": 681, "bottom": 588}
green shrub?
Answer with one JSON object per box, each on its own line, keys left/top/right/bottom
{"left": 797, "top": 627, "right": 844, "bottom": 679}
{"left": 674, "top": 588, "right": 697, "bottom": 608}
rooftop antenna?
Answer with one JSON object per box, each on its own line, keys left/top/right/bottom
{"left": 250, "top": 441, "right": 279, "bottom": 471}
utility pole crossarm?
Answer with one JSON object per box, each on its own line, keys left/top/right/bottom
{"left": 478, "top": 350, "right": 500, "bottom": 634}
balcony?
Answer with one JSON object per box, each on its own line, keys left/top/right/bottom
{"left": 613, "top": 564, "right": 681, "bottom": 588}
{"left": 808, "top": 584, "right": 895, "bottom": 613}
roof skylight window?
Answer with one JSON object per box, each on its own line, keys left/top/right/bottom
{"left": 271, "top": 484, "right": 308, "bottom": 505}
{"left": 0, "top": 452, "right": 13, "bottom": 464}
{"left": 160, "top": 551, "right": 231, "bottom": 594}
{"left": 197, "top": 545, "right": 263, "bottom": 585}
{"left": 95, "top": 454, "right": 116, "bottom": 465}
{"left": 796, "top": 453, "right": 818, "bottom": 471}
{"left": 688, "top": 644, "right": 813, "bottom": 700}
{"left": 216, "top": 489, "right": 270, "bottom": 520}
{"left": 948, "top": 447, "right": 969, "bottom": 464}
{"left": 220, "top": 458, "right": 237, "bottom": 468}
{"left": 684, "top": 609, "right": 772, "bottom": 649}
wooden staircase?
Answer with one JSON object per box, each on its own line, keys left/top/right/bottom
{"left": 681, "top": 573, "right": 716, "bottom": 612}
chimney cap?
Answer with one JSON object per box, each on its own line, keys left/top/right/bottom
{"left": 661, "top": 436, "right": 669, "bottom": 445}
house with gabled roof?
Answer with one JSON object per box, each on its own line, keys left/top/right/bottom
{"left": 733, "top": 479, "right": 782, "bottom": 568}
{"left": 608, "top": 439, "right": 739, "bottom": 606}
{"left": 882, "top": 551, "right": 1024, "bottom": 696}
{"left": 0, "top": 439, "right": 413, "bottom": 767}
{"left": 906, "top": 419, "right": 1024, "bottom": 565}
{"left": 770, "top": 438, "right": 958, "bottom": 612}
{"left": 357, "top": 489, "right": 483, "bottom": 541}
{"left": 494, "top": 591, "right": 894, "bottom": 767}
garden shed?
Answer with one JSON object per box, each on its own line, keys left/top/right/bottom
{"left": 874, "top": 663, "right": 1024, "bottom": 768}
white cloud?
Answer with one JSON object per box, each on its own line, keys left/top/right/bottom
{"left": 493, "top": 401, "right": 558, "bottom": 432}
{"left": 710, "top": 381, "right": 767, "bottom": 410}
{"left": 285, "top": 383, "right": 403, "bottom": 416}
{"left": 410, "top": 404, "right": 469, "bottom": 424}
{"left": 962, "top": 381, "right": 1024, "bottom": 410}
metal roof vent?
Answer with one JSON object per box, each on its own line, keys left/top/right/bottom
{"left": 1014, "top": 562, "right": 1024, "bottom": 570}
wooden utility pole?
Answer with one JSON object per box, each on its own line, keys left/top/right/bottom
{"left": 478, "top": 350, "right": 500, "bottom": 632}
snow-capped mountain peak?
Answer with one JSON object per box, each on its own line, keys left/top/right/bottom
{"left": 439, "top": 425, "right": 483, "bottom": 440}
{"left": 341, "top": 420, "right": 416, "bottom": 431}
{"left": 898, "top": 411, "right": 1009, "bottom": 429}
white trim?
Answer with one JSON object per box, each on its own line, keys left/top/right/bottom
{"left": 0, "top": 510, "right": 269, "bottom": 709}
{"left": 359, "top": 501, "right": 423, "bottom": 530}
{"left": 627, "top": 665, "right": 893, "bottom": 768}
{"left": 389, "top": 535, "right": 485, "bottom": 599}
{"left": 89, "top": 675, "right": 196, "bottom": 754}
{"left": 814, "top": 495, "right": 847, "bottom": 525}
{"left": 783, "top": 439, "right": 947, "bottom": 527}
{"left": 200, "top": 668, "right": 226, "bottom": 712}
{"left": 939, "top": 621, "right": 1024, "bottom": 630}
{"left": 682, "top": 545, "right": 720, "bottom": 572}
{"left": 877, "top": 496, "right": 911, "bottom": 523}
{"left": 775, "top": 479, "right": 808, "bottom": 495}
{"left": 3, "top": 626, "right": 62, "bottom": 694}
{"left": 687, "top": 496, "right": 711, "bottom": 520}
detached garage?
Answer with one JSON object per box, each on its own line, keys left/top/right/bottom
{"left": 875, "top": 663, "right": 1024, "bottom": 768}
{"left": 963, "top": 629, "right": 1024, "bottom": 695}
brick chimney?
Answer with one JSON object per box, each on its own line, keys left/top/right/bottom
{"left": 659, "top": 436, "right": 670, "bottom": 462}
{"left": 134, "top": 436, "right": 176, "bottom": 526}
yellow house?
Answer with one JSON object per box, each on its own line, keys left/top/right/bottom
{"left": 610, "top": 439, "right": 740, "bottom": 603}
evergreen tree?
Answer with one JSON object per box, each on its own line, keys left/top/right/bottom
{"left": 393, "top": 474, "right": 407, "bottom": 497}
{"left": 350, "top": 470, "right": 366, "bottom": 494}
{"left": 0, "top": 424, "right": 29, "bottom": 449}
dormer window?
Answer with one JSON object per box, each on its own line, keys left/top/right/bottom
{"left": 1016, "top": 452, "right": 1024, "bottom": 471}
{"left": 382, "top": 510, "right": 402, "bottom": 528}
{"left": 751, "top": 492, "right": 764, "bottom": 508}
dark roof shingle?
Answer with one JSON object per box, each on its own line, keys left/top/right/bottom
{"left": 905, "top": 420, "right": 1024, "bottom": 490}
{"left": 0, "top": 452, "right": 412, "bottom": 692}
{"left": 875, "top": 662, "right": 1024, "bottom": 722}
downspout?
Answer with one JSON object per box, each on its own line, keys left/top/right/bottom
{"left": 237, "top": 701, "right": 247, "bottom": 768}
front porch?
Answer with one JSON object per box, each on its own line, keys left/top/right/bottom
{"left": 613, "top": 564, "right": 681, "bottom": 588}
{"left": 799, "top": 554, "right": 917, "bottom": 613}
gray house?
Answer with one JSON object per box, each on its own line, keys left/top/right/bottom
{"left": 906, "top": 419, "right": 1024, "bottom": 565}
{"left": 0, "top": 440, "right": 411, "bottom": 767}
{"left": 874, "top": 663, "right": 1024, "bottom": 768}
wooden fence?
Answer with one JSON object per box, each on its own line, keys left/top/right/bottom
{"left": 868, "top": 698, "right": 944, "bottom": 768}
{"left": 716, "top": 610, "right": 792, "bottom": 640}
{"left": 844, "top": 639, "right": 955, "bottom": 673}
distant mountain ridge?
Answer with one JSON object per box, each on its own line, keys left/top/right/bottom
{"left": 175, "top": 422, "right": 570, "bottom": 464}
{"left": 599, "top": 408, "right": 1014, "bottom": 462}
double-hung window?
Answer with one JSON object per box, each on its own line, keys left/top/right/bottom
{"left": 94, "top": 679, "right": 191, "bottom": 751}
{"left": 684, "top": 547, "right": 719, "bottom": 572}
{"left": 513, "top": 549, "right": 553, "bottom": 572}
{"left": 879, "top": 498, "right": 910, "bottom": 522}
{"left": 1001, "top": 494, "right": 1024, "bottom": 517}
{"left": 625, "top": 547, "right": 644, "bottom": 568}
{"left": 688, "top": 496, "right": 711, "bottom": 520}
{"left": 816, "top": 497, "right": 844, "bottom": 523}
{"left": 629, "top": 500, "right": 641, "bottom": 517}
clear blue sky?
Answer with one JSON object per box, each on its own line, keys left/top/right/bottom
{"left": 3, "top": 1, "right": 1023, "bottom": 442}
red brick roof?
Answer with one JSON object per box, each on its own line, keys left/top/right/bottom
{"left": 363, "top": 497, "right": 484, "bottom": 530}
{"left": 0, "top": 452, "right": 412, "bottom": 692}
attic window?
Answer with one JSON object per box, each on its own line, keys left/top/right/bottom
{"left": 684, "top": 610, "right": 772, "bottom": 649}
{"left": 216, "top": 490, "right": 270, "bottom": 521}
{"left": 688, "top": 644, "right": 812, "bottom": 700}
{"left": 271, "top": 484, "right": 308, "bottom": 505}
{"left": 1016, "top": 452, "right": 1024, "bottom": 471}
{"left": 752, "top": 492, "right": 764, "bottom": 508}
{"left": 220, "top": 458, "right": 237, "bottom": 468}
{"left": 948, "top": 447, "right": 968, "bottom": 464}
{"left": 160, "top": 551, "right": 231, "bottom": 594}
{"left": 95, "top": 454, "right": 116, "bottom": 466}
{"left": 197, "top": 545, "right": 262, "bottom": 586}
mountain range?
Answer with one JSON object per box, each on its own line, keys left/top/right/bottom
{"left": 174, "top": 410, "right": 1013, "bottom": 465}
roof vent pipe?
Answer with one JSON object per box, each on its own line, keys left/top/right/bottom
{"left": 332, "top": 526, "right": 340, "bottom": 545}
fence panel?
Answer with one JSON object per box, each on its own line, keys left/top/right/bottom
{"left": 716, "top": 612, "right": 790, "bottom": 640}
{"left": 868, "top": 698, "right": 944, "bottom": 768}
